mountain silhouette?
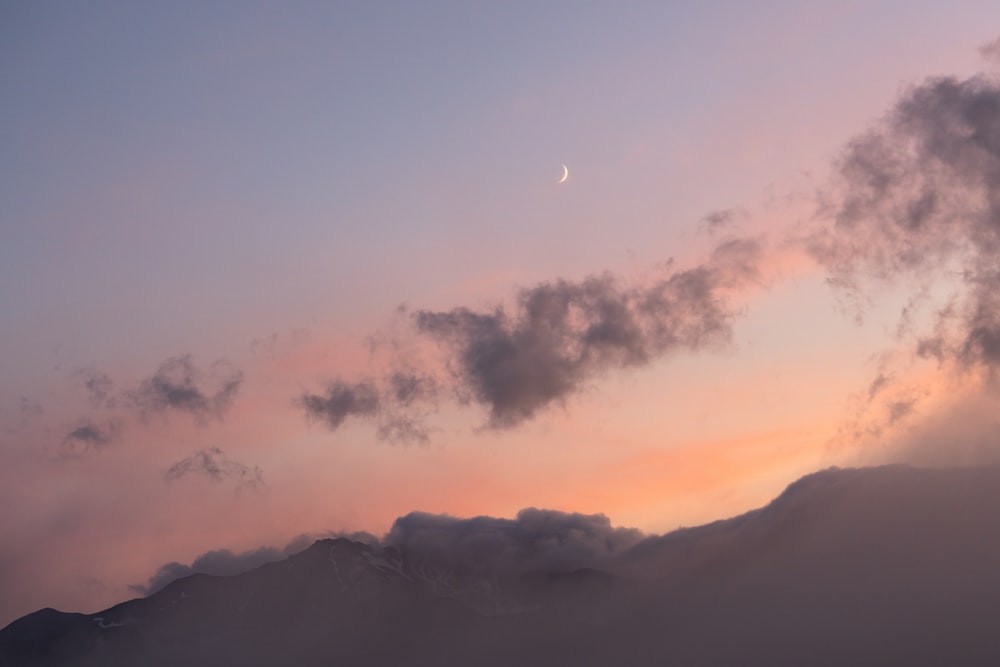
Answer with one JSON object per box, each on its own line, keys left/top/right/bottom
{"left": 4, "top": 464, "right": 1000, "bottom": 666}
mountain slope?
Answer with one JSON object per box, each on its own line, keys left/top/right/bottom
{"left": 5, "top": 464, "right": 1000, "bottom": 666}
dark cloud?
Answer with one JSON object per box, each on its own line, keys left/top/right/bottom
{"left": 299, "top": 238, "right": 762, "bottom": 436}
{"left": 60, "top": 419, "right": 119, "bottom": 457}
{"left": 375, "top": 413, "right": 431, "bottom": 444}
{"left": 165, "top": 447, "right": 263, "bottom": 490}
{"left": 414, "top": 238, "right": 763, "bottom": 428}
{"left": 129, "top": 355, "right": 243, "bottom": 421}
{"left": 811, "top": 71, "right": 1000, "bottom": 377}
{"left": 132, "top": 509, "right": 643, "bottom": 599}
{"left": 700, "top": 208, "right": 744, "bottom": 234}
{"left": 388, "top": 370, "right": 438, "bottom": 406}
{"left": 298, "top": 371, "right": 438, "bottom": 443}
{"left": 299, "top": 380, "right": 380, "bottom": 430}
{"left": 384, "top": 508, "right": 644, "bottom": 577}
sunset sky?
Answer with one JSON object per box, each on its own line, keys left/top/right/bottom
{"left": 5, "top": 1, "right": 1000, "bottom": 626}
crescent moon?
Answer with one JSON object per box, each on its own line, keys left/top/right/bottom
{"left": 558, "top": 164, "right": 569, "bottom": 183}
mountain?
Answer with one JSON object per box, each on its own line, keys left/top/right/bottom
{"left": 4, "top": 464, "right": 1000, "bottom": 666}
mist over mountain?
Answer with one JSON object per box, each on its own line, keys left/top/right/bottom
{"left": 5, "top": 464, "right": 1000, "bottom": 666}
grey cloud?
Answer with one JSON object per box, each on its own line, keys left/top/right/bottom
{"left": 916, "top": 335, "right": 946, "bottom": 362}
{"left": 165, "top": 447, "right": 263, "bottom": 490}
{"left": 60, "top": 419, "right": 120, "bottom": 456}
{"left": 129, "top": 355, "right": 243, "bottom": 421}
{"left": 133, "top": 509, "right": 643, "bottom": 599}
{"left": 414, "top": 238, "right": 763, "bottom": 428}
{"left": 298, "top": 371, "right": 438, "bottom": 443}
{"left": 887, "top": 399, "right": 916, "bottom": 424}
{"left": 299, "top": 380, "right": 380, "bottom": 430}
{"left": 979, "top": 36, "right": 1000, "bottom": 63}
{"left": 700, "top": 208, "right": 744, "bottom": 234}
{"left": 131, "top": 531, "right": 380, "bottom": 595}
{"left": 388, "top": 370, "right": 438, "bottom": 406}
{"left": 811, "top": 71, "right": 1000, "bottom": 374}
{"left": 130, "top": 546, "right": 283, "bottom": 595}
{"left": 384, "top": 508, "right": 644, "bottom": 577}
{"left": 298, "top": 237, "right": 762, "bottom": 436}
{"left": 375, "top": 413, "right": 431, "bottom": 444}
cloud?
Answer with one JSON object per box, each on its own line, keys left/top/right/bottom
{"left": 299, "top": 380, "right": 380, "bottom": 430}
{"left": 129, "top": 355, "right": 243, "bottom": 421}
{"left": 131, "top": 509, "right": 643, "bottom": 597}
{"left": 867, "top": 373, "right": 891, "bottom": 400}
{"left": 979, "top": 36, "right": 1000, "bottom": 64}
{"left": 130, "top": 546, "right": 284, "bottom": 595}
{"left": 384, "top": 508, "right": 644, "bottom": 577}
{"left": 811, "top": 71, "right": 1000, "bottom": 376}
{"left": 74, "top": 368, "right": 115, "bottom": 409}
{"left": 298, "top": 237, "right": 763, "bottom": 437}
{"left": 60, "top": 419, "right": 120, "bottom": 457}
{"left": 700, "top": 208, "right": 745, "bottom": 234}
{"left": 165, "top": 447, "right": 263, "bottom": 490}
{"left": 298, "top": 371, "right": 439, "bottom": 443}
{"left": 414, "top": 238, "right": 763, "bottom": 428}
{"left": 131, "top": 531, "right": 379, "bottom": 595}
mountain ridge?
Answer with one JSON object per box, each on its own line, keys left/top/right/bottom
{"left": 5, "top": 463, "right": 1000, "bottom": 666}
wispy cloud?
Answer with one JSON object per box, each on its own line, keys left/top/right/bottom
{"left": 129, "top": 356, "right": 243, "bottom": 422}
{"left": 300, "top": 237, "right": 766, "bottom": 437}
{"left": 165, "top": 447, "right": 263, "bottom": 491}
{"left": 299, "top": 370, "right": 439, "bottom": 444}
{"left": 130, "top": 531, "right": 379, "bottom": 595}
{"left": 59, "top": 419, "right": 120, "bottom": 457}
{"left": 811, "top": 71, "right": 1000, "bottom": 373}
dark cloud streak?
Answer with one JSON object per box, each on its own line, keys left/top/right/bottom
{"left": 59, "top": 419, "right": 120, "bottom": 457}
{"left": 298, "top": 371, "right": 438, "bottom": 443}
{"left": 129, "top": 356, "right": 243, "bottom": 422}
{"left": 165, "top": 447, "right": 263, "bottom": 490}
{"left": 415, "top": 238, "right": 763, "bottom": 428}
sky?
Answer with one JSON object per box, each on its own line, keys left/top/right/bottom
{"left": 5, "top": 0, "right": 1000, "bottom": 626}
